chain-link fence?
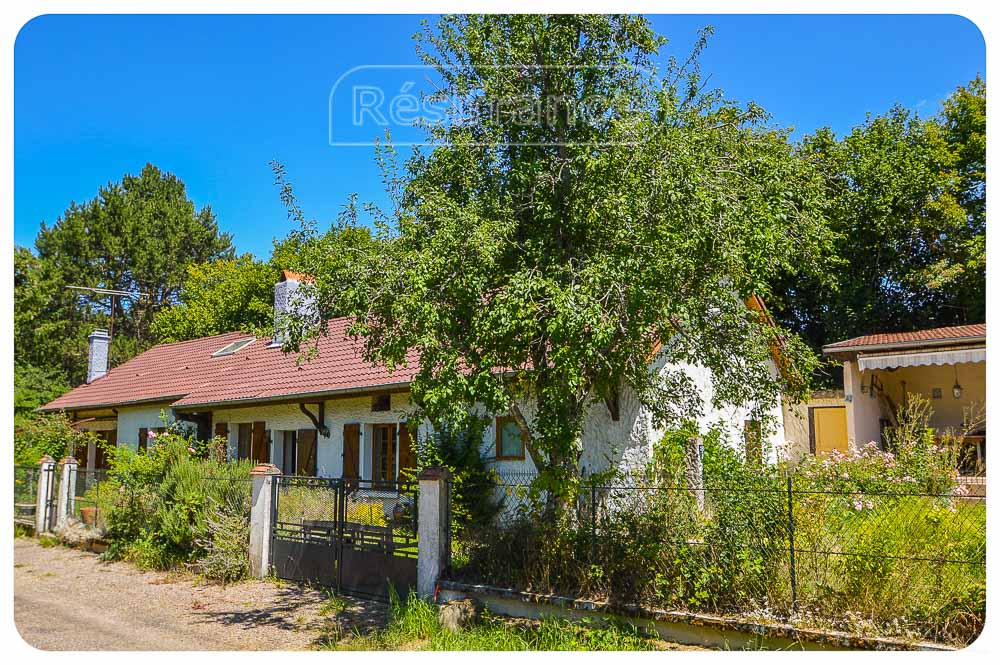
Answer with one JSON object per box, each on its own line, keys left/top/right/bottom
{"left": 449, "top": 469, "right": 985, "bottom": 645}
{"left": 72, "top": 468, "right": 110, "bottom": 531}
{"left": 14, "top": 465, "right": 39, "bottom": 527}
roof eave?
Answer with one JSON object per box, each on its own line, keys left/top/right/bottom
{"left": 171, "top": 380, "right": 415, "bottom": 411}
{"left": 822, "top": 336, "right": 986, "bottom": 357}
{"left": 38, "top": 395, "right": 187, "bottom": 414}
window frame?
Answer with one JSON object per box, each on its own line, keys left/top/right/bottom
{"left": 495, "top": 416, "right": 526, "bottom": 461}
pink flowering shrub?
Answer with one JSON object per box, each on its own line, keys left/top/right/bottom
{"left": 793, "top": 397, "right": 960, "bottom": 496}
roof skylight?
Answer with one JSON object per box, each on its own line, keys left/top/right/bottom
{"left": 212, "top": 337, "right": 255, "bottom": 357}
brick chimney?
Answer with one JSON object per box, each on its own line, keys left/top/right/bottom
{"left": 87, "top": 329, "right": 110, "bottom": 383}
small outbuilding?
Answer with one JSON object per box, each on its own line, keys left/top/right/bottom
{"left": 822, "top": 324, "right": 985, "bottom": 474}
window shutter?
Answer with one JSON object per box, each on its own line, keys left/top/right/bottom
{"left": 251, "top": 421, "right": 268, "bottom": 464}
{"left": 343, "top": 423, "right": 360, "bottom": 480}
{"left": 297, "top": 429, "right": 318, "bottom": 476}
{"left": 138, "top": 428, "right": 148, "bottom": 453}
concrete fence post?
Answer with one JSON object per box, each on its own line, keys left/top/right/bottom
{"left": 57, "top": 456, "right": 78, "bottom": 526}
{"left": 685, "top": 436, "right": 705, "bottom": 511}
{"left": 417, "top": 466, "right": 451, "bottom": 600}
{"left": 249, "top": 463, "right": 281, "bottom": 578}
{"left": 36, "top": 455, "right": 56, "bottom": 533}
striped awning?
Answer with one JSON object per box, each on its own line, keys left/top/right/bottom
{"left": 858, "top": 347, "right": 986, "bottom": 371}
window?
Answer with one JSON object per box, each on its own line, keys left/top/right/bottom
{"left": 496, "top": 416, "right": 525, "bottom": 460}
{"left": 372, "top": 424, "right": 396, "bottom": 486}
{"left": 371, "top": 393, "right": 391, "bottom": 412}
{"left": 237, "top": 423, "right": 252, "bottom": 460}
{"left": 138, "top": 428, "right": 148, "bottom": 452}
{"left": 211, "top": 337, "right": 255, "bottom": 357}
{"left": 281, "top": 430, "right": 297, "bottom": 475}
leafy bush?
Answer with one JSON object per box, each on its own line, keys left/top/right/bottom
{"left": 14, "top": 412, "right": 98, "bottom": 465}
{"left": 99, "top": 429, "right": 254, "bottom": 579}
{"left": 793, "top": 395, "right": 962, "bottom": 495}
{"left": 451, "top": 412, "right": 984, "bottom": 645}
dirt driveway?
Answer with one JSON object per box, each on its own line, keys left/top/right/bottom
{"left": 14, "top": 538, "right": 388, "bottom": 650}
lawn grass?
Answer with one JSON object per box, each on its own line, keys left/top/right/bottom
{"left": 327, "top": 592, "right": 661, "bottom": 651}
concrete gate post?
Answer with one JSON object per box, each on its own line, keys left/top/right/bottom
{"left": 685, "top": 436, "right": 705, "bottom": 511}
{"left": 249, "top": 463, "right": 281, "bottom": 578}
{"left": 57, "top": 456, "right": 79, "bottom": 526}
{"left": 35, "top": 455, "right": 57, "bottom": 533}
{"left": 417, "top": 466, "right": 451, "bottom": 600}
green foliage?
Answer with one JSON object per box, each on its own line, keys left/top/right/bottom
{"left": 771, "top": 76, "right": 986, "bottom": 375}
{"left": 793, "top": 395, "right": 961, "bottom": 495}
{"left": 331, "top": 591, "right": 657, "bottom": 651}
{"left": 14, "top": 412, "right": 97, "bottom": 465}
{"left": 15, "top": 164, "right": 233, "bottom": 386}
{"left": 277, "top": 16, "right": 827, "bottom": 504}
{"left": 99, "top": 430, "right": 253, "bottom": 578}
{"left": 414, "top": 414, "right": 502, "bottom": 534}
{"left": 13, "top": 363, "right": 68, "bottom": 425}
{"left": 454, "top": 422, "right": 983, "bottom": 645}
{"left": 151, "top": 255, "right": 278, "bottom": 342}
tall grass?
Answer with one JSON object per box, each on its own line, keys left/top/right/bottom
{"left": 331, "top": 592, "right": 657, "bottom": 651}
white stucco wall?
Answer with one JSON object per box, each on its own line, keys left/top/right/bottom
{"left": 115, "top": 403, "right": 189, "bottom": 449}
{"left": 844, "top": 360, "right": 885, "bottom": 448}
{"left": 211, "top": 393, "right": 423, "bottom": 477}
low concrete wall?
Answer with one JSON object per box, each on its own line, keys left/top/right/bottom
{"left": 436, "top": 580, "right": 952, "bottom": 651}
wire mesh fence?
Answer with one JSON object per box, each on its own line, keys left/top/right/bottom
{"left": 448, "top": 468, "right": 986, "bottom": 645}
{"left": 72, "top": 468, "right": 110, "bottom": 531}
{"left": 14, "top": 465, "right": 39, "bottom": 527}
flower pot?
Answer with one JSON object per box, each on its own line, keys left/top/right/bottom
{"left": 80, "top": 506, "right": 98, "bottom": 527}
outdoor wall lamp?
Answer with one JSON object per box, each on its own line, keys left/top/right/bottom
{"left": 952, "top": 367, "right": 963, "bottom": 399}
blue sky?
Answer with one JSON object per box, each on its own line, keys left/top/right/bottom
{"left": 15, "top": 14, "right": 985, "bottom": 258}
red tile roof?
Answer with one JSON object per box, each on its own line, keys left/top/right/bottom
{"left": 823, "top": 324, "right": 985, "bottom": 353}
{"left": 40, "top": 318, "right": 420, "bottom": 412}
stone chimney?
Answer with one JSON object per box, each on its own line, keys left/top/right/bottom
{"left": 87, "top": 329, "right": 111, "bottom": 383}
{"left": 271, "top": 270, "right": 319, "bottom": 347}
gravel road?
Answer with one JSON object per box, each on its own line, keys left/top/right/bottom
{"left": 14, "top": 538, "right": 388, "bottom": 650}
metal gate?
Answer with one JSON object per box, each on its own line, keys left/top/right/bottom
{"left": 270, "top": 476, "right": 418, "bottom": 600}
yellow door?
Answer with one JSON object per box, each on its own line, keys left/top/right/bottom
{"left": 812, "top": 407, "right": 848, "bottom": 455}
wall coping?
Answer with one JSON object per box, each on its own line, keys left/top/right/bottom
{"left": 418, "top": 466, "right": 452, "bottom": 481}
{"left": 436, "top": 580, "right": 954, "bottom": 651}
{"left": 250, "top": 463, "right": 282, "bottom": 476}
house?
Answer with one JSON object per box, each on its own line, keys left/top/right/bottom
{"left": 820, "top": 324, "right": 986, "bottom": 474}
{"left": 40, "top": 272, "right": 788, "bottom": 479}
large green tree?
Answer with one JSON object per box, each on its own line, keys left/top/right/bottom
{"left": 16, "top": 164, "right": 234, "bottom": 384}
{"left": 151, "top": 255, "right": 278, "bottom": 342}
{"left": 285, "top": 15, "right": 829, "bottom": 499}
{"left": 769, "top": 77, "right": 985, "bottom": 370}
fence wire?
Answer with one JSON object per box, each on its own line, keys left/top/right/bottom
{"left": 450, "top": 469, "right": 985, "bottom": 645}
{"left": 14, "top": 465, "right": 39, "bottom": 527}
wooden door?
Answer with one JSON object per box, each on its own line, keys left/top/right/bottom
{"left": 811, "top": 407, "right": 848, "bottom": 455}
{"left": 251, "top": 421, "right": 268, "bottom": 463}
{"left": 343, "top": 423, "right": 360, "bottom": 480}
